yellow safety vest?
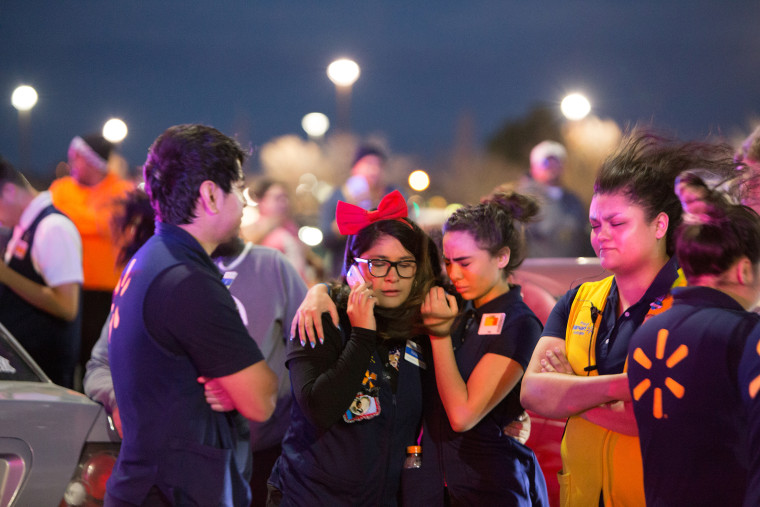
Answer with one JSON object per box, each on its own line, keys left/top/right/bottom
{"left": 559, "top": 272, "right": 685, "bottom": 507}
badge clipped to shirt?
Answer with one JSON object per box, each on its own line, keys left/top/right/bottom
{"left": 12, "top": 239, "right": 28, "bottom": 260}
{"left": 404, "top": 339, "right": 427, "bottom": 369}
{"left": 478, "top": 313, "right": 506, "bottom": 335}
{"left": 221, "top": 271, "right": 238, "bottom": 289}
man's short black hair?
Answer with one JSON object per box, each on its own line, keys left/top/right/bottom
{"left": 142, "top": 124, "right": 246, "bottom": 225}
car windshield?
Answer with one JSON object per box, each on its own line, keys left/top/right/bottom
{"left": 0, "top": 324, "right": 46, "bottom": 382}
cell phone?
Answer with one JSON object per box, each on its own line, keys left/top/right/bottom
{"left": 346, "top": 264, "right": 366, "bottom": 289}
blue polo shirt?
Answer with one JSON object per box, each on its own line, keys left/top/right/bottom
{"left": 108, "top": 222, "right": 263, "bottom": 506}
{"left": 628, "top": 286, "right": 758, "bottom": 506}
{"left": 543, "top": 256, "right": 680, "bottom": 374}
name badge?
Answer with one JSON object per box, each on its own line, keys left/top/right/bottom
{"left": 221, "top": 271, "right": 238, "bottom": 289}
{"left": 404, "top": 339, "right": 426, "bottom": 369}
{"left": 478, "top": 313, "right": 505, "bottom": 335}
{"left": 12, "top": 239, "right": 28, "bottom": 259}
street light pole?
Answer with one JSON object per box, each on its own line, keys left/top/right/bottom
{"left": 327, "top": 58, "right": 360, "bottom": 132}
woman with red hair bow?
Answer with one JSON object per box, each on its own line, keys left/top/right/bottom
{"left": 267, "top": 191, "right": 440, "bottom": 506}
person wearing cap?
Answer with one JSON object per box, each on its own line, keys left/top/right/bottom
{"left": 0, "top": 157, "right": 83, "bottom": 388}
{"left": 319, "top": 144, "right": 402, "bottom": 279}
{"left": 518, "top": 140, "right": 593, "bottom": 258}
{"left": 49, "top": 134, "right": 133, "bottom": 388}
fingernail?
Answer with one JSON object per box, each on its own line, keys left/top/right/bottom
{"left": 319, "top": 335, "right": 324, "bottom": 345}
{"left": 300, "top": 337, "right": 305, "bottom": 347}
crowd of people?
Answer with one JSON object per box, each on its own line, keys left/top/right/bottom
{"left": 2, "top": 123, "right": 760, "bottom": 506}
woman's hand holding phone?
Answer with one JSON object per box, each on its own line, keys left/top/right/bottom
{"left": 346, "top": 265, "right": 376, "bottom": 330}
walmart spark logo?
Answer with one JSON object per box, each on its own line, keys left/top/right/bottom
{"left": 631, "top": 328, "right": 689, "bottom": 419}
{"left": 748, "top": 339, "right": 760, "bottom": 399}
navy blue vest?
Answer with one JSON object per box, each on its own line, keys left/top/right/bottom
{"left": 0, "top": 205, "right": 80, "bottom": 388}
{"left": 107, "top": 224, "right": 251, "bottom": 506}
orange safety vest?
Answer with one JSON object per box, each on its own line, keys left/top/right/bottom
{"left": 560, "top": 272, "right": 685, "bottom": 506}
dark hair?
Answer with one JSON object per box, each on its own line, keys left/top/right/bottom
{"left": 594, "top": 131, "right": 736, "bottom": 256}
{"left": 675, "top": 172, "right": 760, "bottom": 279}
{"left": 443, "top": 189, "right": 539, "bottom": 278}
{"left": 338, "top": 217, "right": 438, "bottom": 340}
{"left": 249, "top": 177, "right": 286, "bottom": 202}
{"left": 0, "top": 157, "right": 31, "bottom": 189}
{"left": 352, "top": 144, "right": 387, "bottom": 167}
{"left": 112, "top": 189, "right": 156, "bottom": 267}
{"left": 142, "top": 124, "right": 246, "bottom": 225}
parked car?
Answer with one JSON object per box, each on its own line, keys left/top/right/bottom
{"left": 0, "top": 322, "right": 120, "bottom": 507}
{"left": 513, "top": 257, "right": 609, "bottom": 507}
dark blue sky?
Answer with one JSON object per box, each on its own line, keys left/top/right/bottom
{"left": 2, "top": 1, "right": 759, "bottom": 180}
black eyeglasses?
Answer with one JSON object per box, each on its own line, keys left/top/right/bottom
{"left": 354, "top": 257, "right": 417, "bottom": 278}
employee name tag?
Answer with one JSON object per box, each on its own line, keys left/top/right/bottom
{"left": 12, "top": 239, "right": 28, "bottom": 259}
{"left": 478, "top": 313, "right": 506, "bottom": 335}
{"left": 404, "top": 339, "right": 426, "bottom": 369}
{"left": 221, "top": 271, "right": 238, "bottom": 289}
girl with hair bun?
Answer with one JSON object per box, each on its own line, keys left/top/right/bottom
{"left": 407, "top": 190, "right": 549, "bottom": 505}
{"left": 520, "top": 131, "right": 738, "bottom": 506}
{"left": 627, "top": 172, "right": 760, "bottom": 506}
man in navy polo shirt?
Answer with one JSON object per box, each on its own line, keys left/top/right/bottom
{"left": 106, "top": 124, "right": 277, "bottom": 506}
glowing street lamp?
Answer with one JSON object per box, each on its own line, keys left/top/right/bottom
{"left": 11, "top": 85, "right": 38, "bottom": 111}
{"left": 11, "top": 85, "right": 38, "bottom": 171}
{"left": 301, "top": 112, "right": 330, "bottom": 139}
{"left": 103, "top": 118, "right": 128, "bottom": 143}
{"left": 561, "top": 93, "right": 591, "bottom": 121}
{"left": 327, "top": 58, "right": 360, "bottom": 131}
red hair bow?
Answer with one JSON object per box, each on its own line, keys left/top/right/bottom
{"left": 336, "top": 190, "right": 408, "bottom": 235}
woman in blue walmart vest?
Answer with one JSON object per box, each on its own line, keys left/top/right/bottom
{"left": 267, "top": 191, "right": 440, "bottom": 506}
{"left": 404, "top": 190, "right": 549, "bottom": 506}
{"left": 519, "top": 131, "right": 738, "bottom": 506}
{"left": 628, "top": 171, "right": 760, "bottom": 506}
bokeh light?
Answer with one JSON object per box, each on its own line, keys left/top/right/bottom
{"left": 11, "top": 85, "right": 38, "bottom": 111}
{"left": 301, "top": 112, "right": 330, "bottom": 137}
{"left": 561, "top": 93, "right": 591, "bottom": 120}
{"left": 298, "top": 226, "right": 323, "bottom": 246}
{"left": 102, "top": 118, "right": 128, "bottom": 143}
{"left": 327, "top": 59, "right": 360, "bottom": 87}
{"left": 408, "top": 170, "right": 430, "bottom": 192}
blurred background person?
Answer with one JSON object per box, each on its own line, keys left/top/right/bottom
{"left": 242, "top": 177, "right": 323, "bottom": 286}
{"left": 0, "top": 157, "right": 82, "bottom": 388}
{"left": 320, "top": 144, "right": 401, "bottom": 278}
{"left": 518, "top": 140, "right": 594, "bottom": 258}
{"left": 628, "top": 171, "right": 760, "bottom": 506}
{"left": 49, "top": 134, "right": 133, "bottom": 389}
